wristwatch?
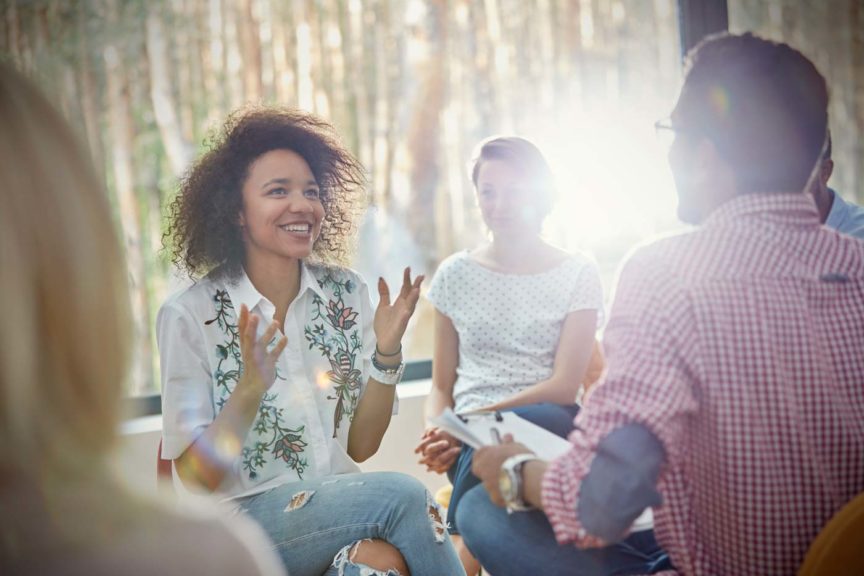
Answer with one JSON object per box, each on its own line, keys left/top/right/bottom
{"left": 498, "top": 454, "right": 538, "bottom": 512}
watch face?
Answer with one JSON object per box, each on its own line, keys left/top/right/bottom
{"left": 498, "top": 466, "right": 515, "bottom": 501}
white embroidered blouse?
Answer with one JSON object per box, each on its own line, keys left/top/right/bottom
{"left": 158, "top": 263, "right": 380, "bottom": 500}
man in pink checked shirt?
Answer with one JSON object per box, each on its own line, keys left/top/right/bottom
{"left": 461, "top": 33, "right": 864, "bottom": 576}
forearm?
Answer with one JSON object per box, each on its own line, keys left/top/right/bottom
{"left": 486, "top": 377, "right": 580, "bottom": 411}
{"left": 348, "top": 358, "right": 401, "bottom": 461}
{"left": 175, "top": 380, "right": 264, "bottom": 491}
{"left": 424, "top": 383, "right": 455, "bottom": 422}
{"left": 427, "top": 309, "right": 458, "bottom": 422}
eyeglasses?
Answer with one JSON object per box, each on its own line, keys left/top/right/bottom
{"left": 654, "top": 118, "right": 678, "bottom": 149}
{"left": 653, "top": 118, "right": 676, "bottom": 133}
{"left": 654, "top": 117, "right": 700, "bottom": 148}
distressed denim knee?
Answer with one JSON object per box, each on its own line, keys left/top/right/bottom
{"left": 239, "top": 472, "right": 465, "bottom": 576}
{"left": 363, "top": 472, "right": 449, "bottom": 544}
{"left": 327, "top": 539, "right": 403, "bottom": 576}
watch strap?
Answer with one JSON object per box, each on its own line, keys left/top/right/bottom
{"left": 502, "top": 454, "right": 539, "bottom": 512}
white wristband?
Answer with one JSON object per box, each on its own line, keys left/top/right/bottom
{"left": 369, "top": 359, "right": 404, "bottom": 386}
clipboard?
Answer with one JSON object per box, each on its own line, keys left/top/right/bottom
{"left": 429, "top": 407, "right": 574, "bottom": 461}
{"left": 430, "top": 407, "right": 656, "bottom": 531}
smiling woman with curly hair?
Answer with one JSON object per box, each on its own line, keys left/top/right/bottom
{"left": 158, "top": 106, "right": 465, "bottom": 576}
{"left": 166, "top": 107, "right": 365, "bottom": 278}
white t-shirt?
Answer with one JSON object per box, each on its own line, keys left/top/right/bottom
{"left": 426, "top": 250, "right": 604, "bottom": 413}
{"left": 158, "top": 263, "right": 379, "bottom": 500}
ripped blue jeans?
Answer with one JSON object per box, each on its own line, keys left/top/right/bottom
{"left": 234, "top": 471, "right": 465, "bottom": 576}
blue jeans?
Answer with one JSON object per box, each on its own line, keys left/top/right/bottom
{"left": 457, "top": 488, "right": 671, "bottom": 575}
{"left": 449, "top": 403, "right": 671, "bottom": 575}
{"left": 235, "top": 471, "right": 465, "bottom": 576}
{"left": 446, "top": 402, "right": 581, "bottom": 534}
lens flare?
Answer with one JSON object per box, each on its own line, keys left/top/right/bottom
{"left": 709, "top": 86, "right": 730, "bottom": 117}
{"left": 316, "top": 370, "right": 332, "bottom": 390}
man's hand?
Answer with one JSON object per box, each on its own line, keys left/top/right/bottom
{"left": 471, "top": 435, "right": 532, "bottom": 507}
{"left": 415, "top": 427, "right": 461, "bottom": 473}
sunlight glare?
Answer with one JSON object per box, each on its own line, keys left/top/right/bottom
{"left": 316, "top": 370, "right": 332, "bottom": 390}
{"left": 533, "top": 105, "right": 681, "bottom": 253}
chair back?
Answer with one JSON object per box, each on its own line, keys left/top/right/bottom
{"left": 799, "top": 491, "right": 864, "bottom": 575}
{"left": 156, "top": 438, "right": 173, "bottom": 482}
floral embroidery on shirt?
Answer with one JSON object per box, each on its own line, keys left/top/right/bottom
{"left": 205, "top": 289, "right": 308, "bottom": 480}
{"left": 304, "top": 272, "right": 364, "bottom": 437}
{"left": 244, "top": 398, "right": 309, "bottom": 479}
{"left": 205, "top": 290, "right": 241, "bottom": 404}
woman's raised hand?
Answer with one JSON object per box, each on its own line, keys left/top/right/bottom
{"left": 373, "top": 267, "right": 424, "bottom": 355}
{"left": 237, "top": 304, "right": 288, "bottom": 395}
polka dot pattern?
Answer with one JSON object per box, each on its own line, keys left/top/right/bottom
{"left": 427, "top": 250, "right": 604, "bottom": 413}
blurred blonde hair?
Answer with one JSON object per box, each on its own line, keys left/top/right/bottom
{"left": 0, "top": 62, "right": 131, "bottom": 476}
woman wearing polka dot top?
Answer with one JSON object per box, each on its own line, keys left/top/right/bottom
{"left": 415, "top": 136, "right": 606, "bottom": 575}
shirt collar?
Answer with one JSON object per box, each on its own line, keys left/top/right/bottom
{"left": 300, "top": 261, "right": 329, "bottom": 301}
{"left": 703, "top": 192, "right": 821, "bottom": 230}
{"left": 825, "top": 188, "right": 849, "bottom": 229}
{"left": 225, "top": 268, "right": 268, "bottom": 317}
{"left": 225, "top": 262, "right": 329, "bottom": 316}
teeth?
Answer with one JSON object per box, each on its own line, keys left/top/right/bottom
{"left": 281, "top": 224, "right": 311, "bottom": 232}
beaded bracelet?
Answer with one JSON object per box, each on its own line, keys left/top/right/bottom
{"left": 375, "top": 343, "right": 402, "bottom": 357}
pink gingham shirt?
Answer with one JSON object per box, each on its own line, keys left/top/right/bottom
{"left": 542, "top": 193, "right": 864, "bottom": 575}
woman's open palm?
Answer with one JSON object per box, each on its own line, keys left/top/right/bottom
{"left": 374, "top": 267, "right": 424, "bottom": 354}
{"left": 238, "top": 304, "right": 287, "bottom": 394}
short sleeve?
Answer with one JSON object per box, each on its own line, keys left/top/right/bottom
{"left": 568, "top": 259, "right": 605, "bottom": 324}
{"left": 157, "top": 299, "right": 215, "bottom": 460}
{"left": 425, "top": 257, "right": 452, "bottom": 316}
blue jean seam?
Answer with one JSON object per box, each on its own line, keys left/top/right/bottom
{"left": 274, "top": 522, "right": 383, "bottom": 549}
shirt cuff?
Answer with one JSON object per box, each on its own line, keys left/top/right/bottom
{"left": 541, "top": 442, "right": 600, "bottom": 547}
{"left": 577, "top": 423, "right": 664, "bottom": 542}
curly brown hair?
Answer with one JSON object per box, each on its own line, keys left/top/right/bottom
{"left": 165, "top": 106, "right": 367, "bottom": 279}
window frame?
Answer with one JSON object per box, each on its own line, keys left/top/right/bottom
{"left": 124, "top": 0, "right": 729, "bottom": 420}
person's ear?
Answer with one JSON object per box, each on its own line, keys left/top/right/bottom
{"left": 695, "top": 137, "right": 737, "bottom": 199}
{"left": 691, "top": 137, "right": 721, "bottom": 187}
{"left": 699, "top": 137, "right": 736, "bottom": 181}
{"left": 820, "top": 159, "right": 834, "bottom": 187}
{"left": 693, "top": 138, "right": 718, "bottom": 172}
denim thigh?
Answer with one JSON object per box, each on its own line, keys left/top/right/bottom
{"left": 457, "top": 485, "right": 671, "bottom": 576}
{"left": 236, "top": 471, "right": 464, "bottom": 576}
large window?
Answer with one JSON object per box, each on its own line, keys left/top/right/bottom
{"left": 6, "top": 0, "right": 683, "bottom": 397}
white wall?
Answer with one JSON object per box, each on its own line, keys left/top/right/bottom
{"left": 111, "top": 380, "right": 450, "bottom": 497}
